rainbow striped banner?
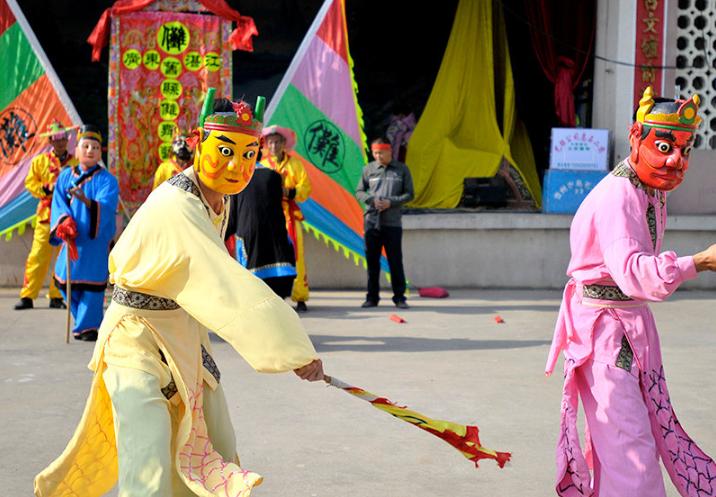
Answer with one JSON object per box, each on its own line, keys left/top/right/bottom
{"left": 0, "top": 0, "right": 81, "bottom": 240}
{"left": 265, "top": 0, "right": 388, "bottom": 272}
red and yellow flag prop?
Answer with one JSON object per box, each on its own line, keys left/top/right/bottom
{"left": 324, "top": 375, "right": 511, "bottom": 468}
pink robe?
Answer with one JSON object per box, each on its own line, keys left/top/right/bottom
{"left": 546, "top": 161, "right": 715, "bottom": 496}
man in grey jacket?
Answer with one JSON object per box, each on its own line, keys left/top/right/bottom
{"left": 356, "top": 136, "right": 414, "bottom": 308}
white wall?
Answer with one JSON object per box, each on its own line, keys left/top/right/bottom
{"left": 593, "top": 0, "right": 635, "bottom": 164}
{"left": 591, "top": 1, "right": 716, "bottom": 213}
{"left": 304, "top": 212, "right": 716, "bottom": 291}
{"left": 4, "top": 212, "right": 716, "bottom": 292}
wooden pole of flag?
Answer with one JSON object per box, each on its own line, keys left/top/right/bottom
{"left": 65, "top": 245, "right": 71, "bottom": 344}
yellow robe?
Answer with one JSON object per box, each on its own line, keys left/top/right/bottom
{"left": 21, "top": 151, "right": 78, "bottom": 299}
{"left": 35, "top": 169, "right": 319, "bottom": 496}
{"left": 152, "top": 158, "right": 185, "bottom": 190}
{"left": 261, "top": 153, "right": 312, "bottom": 302}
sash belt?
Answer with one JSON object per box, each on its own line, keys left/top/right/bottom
{"left": 112, "top": 286, "right": 180, "bottom": 310}
{"left": 582, "top": 284, "right": 632, "bottom": 302}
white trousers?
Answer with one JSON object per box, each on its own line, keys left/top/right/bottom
{"left": 103, "top": 365, "right": 237, "bottom": 496}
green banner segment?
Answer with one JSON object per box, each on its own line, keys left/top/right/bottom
{"left": 270, "top": 84, "right": 363, "bottom": 196}
{"left": 0, "top": 22, "right": 44, "bottom": 110}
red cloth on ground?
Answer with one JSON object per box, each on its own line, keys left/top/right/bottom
{"left": 418, "top": 286, "right": 450, "bottom": 298}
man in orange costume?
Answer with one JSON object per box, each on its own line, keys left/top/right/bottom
{"left": 260, "top": 125, "right": 312, "bottom": 312}
{"left": 14, "top": 120, "right": 77, "bottom": 310}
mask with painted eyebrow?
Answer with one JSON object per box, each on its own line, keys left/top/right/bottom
{"left": 193, "top": 128, "right": 259, "bottom": 194}
{"left": 629, "top": 126, "right": 694, "bottom": 191}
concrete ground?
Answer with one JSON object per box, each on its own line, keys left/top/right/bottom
{"left": 1, "top": 287, "right": 714, "bottom": 496}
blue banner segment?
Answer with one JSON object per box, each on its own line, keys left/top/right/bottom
{"left": 0, "top": 190, "right": 37, "bottom": 235}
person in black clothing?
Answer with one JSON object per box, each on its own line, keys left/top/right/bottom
{"left": 226, "top": 159, "right": 297, "bottom": 300}
{"left": 355, "top": 136, "right": 415, "bottom": 309}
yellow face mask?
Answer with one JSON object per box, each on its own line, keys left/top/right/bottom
{"left": 193, "top": 128, "right": 260, "bottom": 195}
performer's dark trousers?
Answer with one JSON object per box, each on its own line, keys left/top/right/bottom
{"left": 264, "top": 275, "right": 295, "bottom": 300}
{"left": 364, "top": 226, "right": 406, "bottom": 304}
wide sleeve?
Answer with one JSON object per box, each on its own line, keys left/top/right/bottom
{"left": 88, "top": 171, "right": 119, "bottom": 240}
{"left": 603, "top": 238, "right": 697, "bottom": 302}
{"left": 288, "top": 156, "right": 311, "bottom": 202}
{"left": 25, "top": 155, "right": 49, "bottom": 199}
{"left": 110, "top": 186, "right": 318, "bottom": 373}
{"left": 49, "top": 168, "right": 73, "bottom": 246}
{"left": 598, "top": 185, "right": 697, "bottom": 301}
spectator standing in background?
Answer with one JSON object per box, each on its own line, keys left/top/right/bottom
{"left": 356, "top": 136, "right": 414, "bottom": 309}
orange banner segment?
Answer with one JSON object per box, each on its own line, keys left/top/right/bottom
{"left": 0, "top": 74, "right": 72, "bottom": 181}
{"left": 291, "top": 150, "right": 364, "bottom": 237}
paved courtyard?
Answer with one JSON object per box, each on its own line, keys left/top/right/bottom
{"left": 2, "top": 287, "right": 714, "bottom": 496}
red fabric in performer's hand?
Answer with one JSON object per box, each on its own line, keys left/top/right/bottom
{"left": 56, "top": 217, "right": 79, "bottom": 261}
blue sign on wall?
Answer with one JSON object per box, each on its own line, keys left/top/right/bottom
{"left": 542, "top": 169, "right": 608, "bottom": 213}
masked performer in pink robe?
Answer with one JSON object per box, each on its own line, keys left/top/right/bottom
{"left": 546, "top": 87, "right": 716, "bottom": 497}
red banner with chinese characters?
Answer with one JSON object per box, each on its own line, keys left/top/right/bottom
{"left": 634, "top": 0, "right": 665, "bottom": 108}
{"left": 108, "top": 10, "right": 232, "bottom": 213}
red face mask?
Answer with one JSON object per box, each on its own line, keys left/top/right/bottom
{"left": 629, "top": 123, "right": 695, "bottom": 191}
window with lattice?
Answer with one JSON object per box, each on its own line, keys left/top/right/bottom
{"left": 675, "top": 0, "right": 715, "bottom": 149}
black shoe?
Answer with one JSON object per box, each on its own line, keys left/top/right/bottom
{"left": 73, "top": 329, "right": 98, "bottom": 342}
{"left": 49, "top": 298, "right": 67, "bottom": 309}
{"left": 361, "top": 300, "right": 378, "bottom": 308}
{"left": 394, "top": 300, "right": 410, "bottom": 309}
{"left": 296, "top": 301, "right": 308, "bottom": 313}
{"left": 14, "top": 298, "right": 33, "bottom": 310}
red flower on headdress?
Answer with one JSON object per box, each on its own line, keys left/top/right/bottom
{"left": 185, "top": 129, "right": 201, "bottom": 149}
{"left": 232, "top": 101, "right": 254, "bottom": 125}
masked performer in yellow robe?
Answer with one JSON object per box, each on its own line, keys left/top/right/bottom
{"left": 34, "top": 92, "right": 325, "bottom": 497}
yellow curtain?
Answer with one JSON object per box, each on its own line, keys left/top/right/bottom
{"left": 406, "top": 0, "right": 542, "bottom": 208}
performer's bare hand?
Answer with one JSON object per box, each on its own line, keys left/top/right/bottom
{"left": 69, "top": 187, "right": 91, "bottom": 208}
{"left": 693, "top": 243, "right": 716, "bottom": 272}
{"left": 294, "top": 359, "right": 324, "bottom": 382}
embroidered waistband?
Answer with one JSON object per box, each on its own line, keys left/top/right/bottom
{"left": 157, "top": 347, "right": 221, "bottom": 400}
{"left": 112, "top": 286, "right": 180, "bottom": 310}
{"left": 202, "top": 345, "right": 221, "bottom": 383}
{"left": 583, "top": 284, "right": 633, "bottom": 301}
